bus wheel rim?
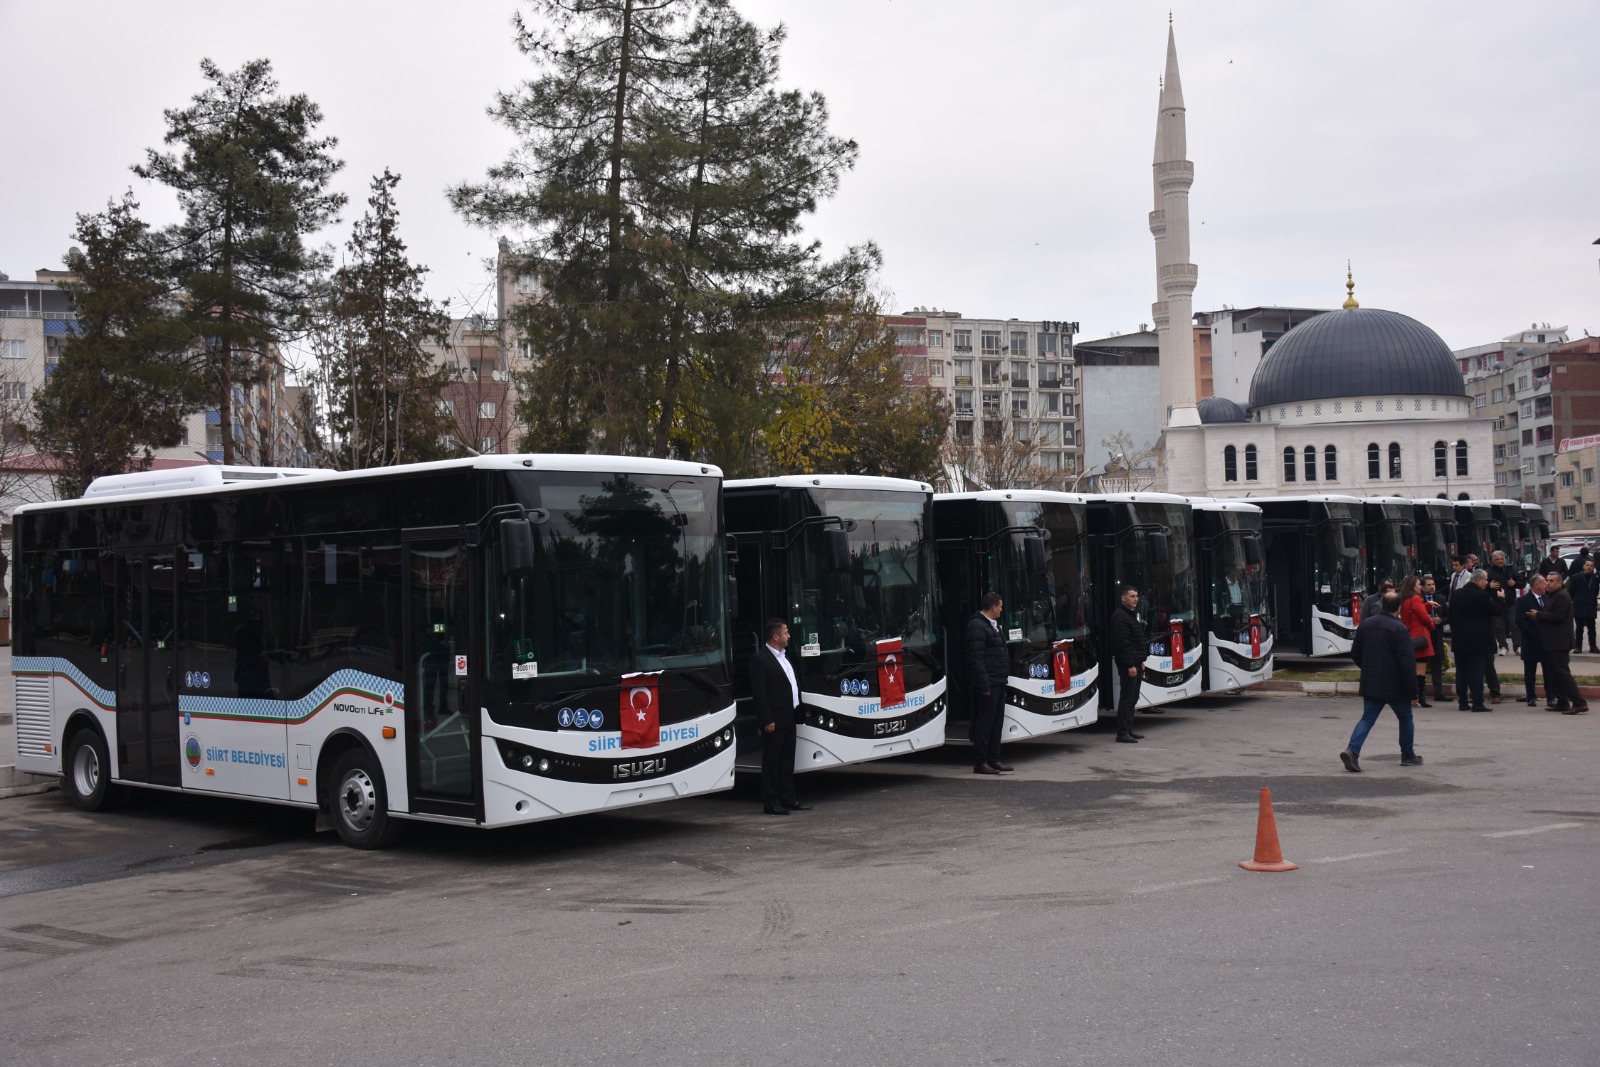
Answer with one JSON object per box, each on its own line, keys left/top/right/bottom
{"left": 339, "top": 769, "right": 378, "bottom": 832}
{"left": 73, "top": 743, "right": 100, "bottom": 797}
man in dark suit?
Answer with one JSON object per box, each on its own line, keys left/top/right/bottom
{"left": 1109, "top": 585, "right": 1149, "bottom": 744}
{"left": 1569, "top": 559, "right": 1599, "bottom": 655}
{"left": 965, "top": 592, "right": 1013, "bottom": 774}
{"left": 749, "top": 618, "right": 808, "bottom": 814}
{"left": 1420, "top": 575, "right": 1449, "bottom": 701}
{"left": 1449, "top": 569, "right": 1503, "bottom": 713}
{"left": 1515, "top": 575, "right": 1547, "bottom": 707}
{"left": 1530, "top": 580, "right": 1590, "bottom": 714}
{"left": 1341, "top": 592, "right": 1420, "bottom": 772}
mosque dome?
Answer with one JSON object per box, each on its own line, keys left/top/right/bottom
{"left": 1248, "top": 306, "right": 1465, "bottom": 410}
{"left": 1196, "top": 396, "right": 1249, "bottom": 424}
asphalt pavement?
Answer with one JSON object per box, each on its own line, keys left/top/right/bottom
{"left": 1, "top": 682, "right": 1597, "bottom": 1067}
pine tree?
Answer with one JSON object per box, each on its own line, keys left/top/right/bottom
{"left": 29, "top": 194, "right": 208, "bottom": 498}
{"left": 135, "top": 58, "right": 344, "bottom": 464}
{"left": 310, "top": 170, "right": 454, "bottom": 469}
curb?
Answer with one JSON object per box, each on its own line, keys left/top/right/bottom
{"left": 1265, "top": 679, "right": 1600, "bottom": 699}
{"left": 0, "top": 766, "right": 58, "bottom": 799}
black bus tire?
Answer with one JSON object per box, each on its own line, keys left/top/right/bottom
{"left": 328, "top": 749, "right": 403, "bottom": 850}
{"left": 64, "top": 727, "right": 125, "bottom": 812}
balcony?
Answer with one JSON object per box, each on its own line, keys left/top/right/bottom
{"left": 1011, "top": 378, "right": 1029, "bottom": 389}
{"left": 953, "top": 344, "right": 972, "bottom": 353}
{"left": 954, "top": 409, "right": 974, "bottom": 419}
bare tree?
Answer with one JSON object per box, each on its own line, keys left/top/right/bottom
{"left": 1098, "top": 429, "right": 1164, "bottom": 493}
{"left": 939, "top": 421, "right": 1055, "bottom": 492}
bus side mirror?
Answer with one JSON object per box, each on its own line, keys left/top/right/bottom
{"left": 500, "top": 518, "right": 535, "bottom": 576}
{"left": 825, "top": 528, "right": 851, "bottom": 571}
{"left": 1147, "top": 531, "right": 1170, "bottom": 565}
{"left": 1243, "top": 536, "right": 1263, "bottom": 566}
{"left": 725, "top": 534, "right": 740, "bottom": 563}
{"left": 1443, "top": 523, "right": 1458, "bottom": 547}
{"left": 1400, "top": 524, "right": 1416, "bottom": 546}
{"left": 725, "top": 574, "right": 738, "bottom": 611}
{"left": 1342, "top": 524, "right": 1360, "bottom": 550}
{"left": 1023, "top": 535, "right": 1047, "bottom": 574}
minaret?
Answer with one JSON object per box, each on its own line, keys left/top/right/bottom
{"left": 1151, "top": 20, "right": 1200, "bottom": 428}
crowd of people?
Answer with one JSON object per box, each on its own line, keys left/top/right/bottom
{"left": 1340, "top": 543, "right": 1595, "bottom": 772}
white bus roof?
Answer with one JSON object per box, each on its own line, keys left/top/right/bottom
{"left": 1184, "top": 497, "right": 1262, "bottom": 514}
{"left": 17, "top": 454, "right": 725, "bottom": 515}
{"left": 1233, "top": 493, "right": 1365, "bottom": 506}
{"left": 1083, "top": 491, "right": 1191, "bottom": 505}
{"left": 934, "top": 489, "right": 1088, "bottom": 505}
{"left": 82, "top": 465, "right": 328, "bottom": 498}
{"left": 1363, "top": 495, "right": 1416, "bottom": 506}
{"left": 725, "top": 474, "right": 932, "bottom": 493}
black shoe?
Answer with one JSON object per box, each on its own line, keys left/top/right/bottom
{"left": 1115, "top": 734, "right": 1139, "bottom": 743}
{"left": 763, "top": 807, "right": 790, "bottom": 816}
{"left": 1339, "top": 749, "right": 1361, "bottom": 773}
{"left": 785, "top": 802, "right": 812, "bottom": 811}
{"left": 1490, "top": 694, "right": 1503, "bottom": 704}
{"left": 1553, "top": 702, "right": 1571, "bottom": 712}
{"left": 1144, "top": 708, "right": 1165, "bottom": 715}
{"left": 1470, "top": 706, "right": 1492, "bottom": 713}
{"left": 988, "top": 761, "right": 1015, "bottom": 773}
{"left": 1458, "top": 705, "right": 1470, "bottom": 712}
{"left": 974, "top": 764, "right": 1002, "bottom": 775}
{"left": 1526, "top": 699, "right": 1538, "bottom": 707}
{"left": 1127, "top": 731, "right": 1146, "bottom": 739}
{"left": 1417, "top": 700, "right": 1432, "bottom": 708}
{"left": 1401, "top": 754, "right": 1424, "bottom": 767}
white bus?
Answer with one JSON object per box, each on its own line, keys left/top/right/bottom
{"left": 11, "top": 456, "right": 736, "bottom": 848}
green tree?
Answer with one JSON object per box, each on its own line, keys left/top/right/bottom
{"left": 309, "top": 169, "right": 454, "bottom": 469}
{"left": 29, "top": 194, "right": 207, "bottom": 498}
{"left": 450, "top": 0, "right": 869, "bottom": 458}
{"left": 135, "top": 58, "right": 344, "bottom": 464}
{"left": 765, "top": 289, "right": 948, "bottom": 482}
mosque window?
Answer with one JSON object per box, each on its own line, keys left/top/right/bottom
{"left": 1455, "top": 440, "right": 1469, "bottom": 477}
{"left": 1376, "top": 401, "right": 1384, "bottom": 412}
{"left": 1414, "top": 399, "right": 1422, "bottom": 411}
{"left": 1334, "top": 402, "right": 1342, "bottom": 414}
{"left": 1314, "top": 403, "right": 1322, "bottom": 416}
{"left": 1388, "top": 443, "right": 1402, "bottom": 480}
{"left": 1303, "top": 446, "right": 1317, "bottom": 481}
{"left": 1367, "top": 443, "right": 1381, "bottom": 480}
{"left": 1224, "top": 445, "right": 1238, "bottom": 482}
{"left": 1354, "top": 401, "right": 1363, "bottom": 413}
{"left": 1324, "top": 445, "right": 1338, "bottom": 481}
{"left": 1296, "top": 405, "right": 1303, "bottom": 418}
{"left": 1245, "top": 444, "right": 1258, "bottom": 480}
{"left": 1283, "top": 447, "right": 1297, "bottom": 482}
{"left": 1434, "top": 441, "right": 1448, "bottom": 478}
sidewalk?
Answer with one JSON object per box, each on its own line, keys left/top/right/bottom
{"left": 1268, "top": 647, "right": 1600, "bottom": 701}
{"left": 0, "top": 645, "right": 57, "bottom": 797}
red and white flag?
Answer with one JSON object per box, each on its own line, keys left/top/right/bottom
{"left": 1052, "top": 639, "right": 1072, "bottom": 695}
{"left": 877, "top": 638, "right": 906, "bottom": 709}
{"left": 620, "top": 671, "right": 661, "bottom": 749}
{"left": 1249, "top": 616, "right": 1262, "bottom": 658}
{"left": 1170, "top": 624, "right": 1185, "bottom": 668}
{"left": 1351, "top": 594, "right": 1362, "bottom": 626}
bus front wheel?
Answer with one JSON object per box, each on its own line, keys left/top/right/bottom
{"left": 328, "top": 749, "right": 403, "bottom": 850}
{"left": 64, "top": 727, "right": 126, "bottom": 813}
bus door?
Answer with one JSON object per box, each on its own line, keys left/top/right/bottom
{"left": 403, "top": 536, "right": 479, "bottom": 819}
{"left": 115, "top": 549, "right": 180, "bottom": 786}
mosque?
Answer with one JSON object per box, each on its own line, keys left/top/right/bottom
{"left": 1148, "top": 24, "right": 1494, "bottom": 501}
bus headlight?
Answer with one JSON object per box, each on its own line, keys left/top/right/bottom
{"left": 520, "top": 753, "right": 534, "bottom": 770}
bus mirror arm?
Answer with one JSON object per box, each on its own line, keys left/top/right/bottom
{"left": 1400, "top": 523, "right": 1416, "bottom": 547}
{"left": 1243, "top": 535, "right": 1263, "bottom": 566}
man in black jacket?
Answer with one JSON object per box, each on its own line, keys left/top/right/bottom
{"left": 965, "top": 592, "right": 1013, "bottom": 774}
{"left": 1569, "top": 559, "right": 1599, "bottom": 654}
{"left": 1515, "top": 575, "right": 1547, "bottom": 707}
{"left": 1109, "top": 585, "right": 1149, "bottom": 744}
{"left": 1340, "top": 592, "right": 1420, "bottom": 772}
{"left": 1450, "top": 569, "right": 1503, "bottom": 712}
{"left": 749, "top": 618, "right": 808, "bottom": 814}
{"left": 1530, "top": 580, "right": 1590, "bottom": 714}
{"left": 1420, "top": 575, "right": 1448, "bottom": 701}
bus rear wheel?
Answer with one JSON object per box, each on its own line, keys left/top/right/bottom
{"left": 328, "top": 749, "right": 403, "bottom": 850}
{"left": 64, "top": 727, "right": 126, "bottom": 813}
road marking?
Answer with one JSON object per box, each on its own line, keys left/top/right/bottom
{"left": 1483, "top": 822, "right": 1584, "bottom": 838}
{"left": 1128, "top": 876, "right": 1229, "bottom": 895}
{"left": 1306, "top": 848, "right": 1405, "bottom": 864}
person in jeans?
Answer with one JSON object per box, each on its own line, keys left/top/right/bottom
{"left": 1450, "top": 569, "right": 1503, "bottom": 712}
{"left": 1341, "top": 592, "right": 1421, "bottom": 772}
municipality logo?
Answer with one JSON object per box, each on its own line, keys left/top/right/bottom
{"left": 184, "top": 734, "right": 202, "bottom": 771}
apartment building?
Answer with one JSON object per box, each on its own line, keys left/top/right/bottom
{"left": 890, "top": 309, "right": 1084, "bottom": 487}
{"left": 1194, "top": 306, "right": 1331, "bottom": 405}
{"left": 422, "top": 315, "right": 516, "bottom": 456}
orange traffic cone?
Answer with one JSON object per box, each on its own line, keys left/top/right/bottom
{"left": 1239, "top": 786, "right": 1298, "bottom": 872}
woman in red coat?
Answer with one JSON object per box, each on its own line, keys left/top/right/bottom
{"left": 1399, "top": 575, "right": 1436, "bottom": 707}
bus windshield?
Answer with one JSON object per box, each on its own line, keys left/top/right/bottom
{"left": 1207, "top": 513, "right": 1268, "bottom": 639}
{"left": 995, "top": 500, "right": 1092, "bottom": 643}
{"left": 491, "top": 472, "right": 725, "bottom": 681}
{"left": 1370, "top": 505, "right": 1412, "bottom": 585}
{"left": 1114, "top": 502, "right": 1195, "bottom": 629}
{"left": 1315, "top": 502, "right": 1366, "bottom": 603}
{"left": 1415, "top": 508, "right": 1455, "bottom": 583}
{"left": 790, "top": 490, "right": 935, "bottom": 660}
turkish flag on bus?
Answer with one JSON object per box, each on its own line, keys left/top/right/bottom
{"left": 620, "top": 672, "right": 661, "bottom": 749}
{"left": 1351, "top": 594, "right": 1362, "bottom": 626}
{"left": 1052, "top": 639, "right": 1072, "bottom": 694}
{"left": 1249, "top": 616, "right": 1262, "bottom": 658}
{"left": 877, "top": 638, "right": 906, "bottom": 708}
{"left": 1170, "top": 624, "right": 1185, "bottom": 668}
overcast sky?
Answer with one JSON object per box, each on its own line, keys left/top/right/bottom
{"left": 3, "top": 0, "right": 1595, "bottom": 349}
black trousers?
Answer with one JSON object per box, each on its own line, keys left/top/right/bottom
{"left": 969, "top": 687, "right": 1005, "bottom": 766}
{"left": 760, "top": 725, "right": 797, "bottom": 809}
{"left": 1116, "top": 667, "right": 1143, "bottom": 736}
{"left": 1522, "top": 654, "right": 1544, "bottom": 703}
{"left": 1543, "top": 650, "right": 1587, "bottom": 709}
{"left": 1429, "top": 650, "right": 1446, "bottom": 698}
{"left": 1577, "top": 617, "right": 1598, "bottom": 652}
{"left": 1485, "top": 659, "right": 1501, "bottom": 698}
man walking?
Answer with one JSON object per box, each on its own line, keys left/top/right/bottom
{"left": 1340, "top": 592, "right": 1422, "bottom": 772}
{"left": 1569, "top": 559, "right": 1599, "bottom": 655}
{"left": 1109, "top": 585, "right": 1149, "bottom": 744}
{"left": 1515, "top": 576, "right": 1547, "bottom": 707}
{"left": 750, "top": 619, "right": 807, "bottom": 815}
{"left": 1530, "top": 576, "right": 1590, "bottom": 714}
{"left": 1450, "top": 568, "right": 1503, "bottom": 713}
{"left": 965, "top": 592, "right": 1014, "bottom": 774}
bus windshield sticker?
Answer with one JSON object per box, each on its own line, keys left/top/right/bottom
{"left": 455, "top": 654, "right": 468, "bottom": 676}
{"left": 512, "top": 661, "right": 538, "bottom": 680}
